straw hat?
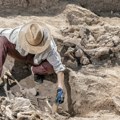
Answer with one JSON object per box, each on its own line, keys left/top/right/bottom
{"left": 18, "top": 22, "right": 52, "bottom": 54}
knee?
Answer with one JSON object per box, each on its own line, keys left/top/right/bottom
{"left": 32, "top": 61, "right": 54, "bottom": 75}
{"left": 42, "top": 61, "right": 54, "bottom": 74}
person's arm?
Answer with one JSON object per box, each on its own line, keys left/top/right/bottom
{"left": 47, "top": 43, "right": 65, "bottom": 104}
{"left": 47, "top": 49, "right": 65, "bottom": 89}
{"left": 57, "top": 71, "right": 64, "bottom": 89}
{"left": 56, "top": 71, "right": 64, "bottom": 104}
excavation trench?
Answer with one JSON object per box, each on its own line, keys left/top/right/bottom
{"left": 1, "top": 27, "right": 120, "bottom": 119}
{"left": 0, "top": 1, "right": 120, "bottom": 119}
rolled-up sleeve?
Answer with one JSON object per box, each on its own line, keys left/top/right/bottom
{"left": 47, "top": 48, "right": 65, "bottom": 73}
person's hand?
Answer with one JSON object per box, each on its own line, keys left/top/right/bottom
{"left": 56, "top": 88, "right": 64, "bottom": 104}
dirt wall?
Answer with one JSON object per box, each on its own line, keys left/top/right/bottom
{"left": 0, "top": 0, "right": 120, "bottom": 13}
{"left": 0, "top": 0, "right": 59, "bottom": 7}
{"left": 77, "top": 0, "right": 120, "bottom": 12}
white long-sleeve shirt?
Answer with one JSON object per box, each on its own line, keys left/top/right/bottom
{"left": 0, "top": 26, "right": 65, "bottom": 73}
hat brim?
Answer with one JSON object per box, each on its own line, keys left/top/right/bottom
{"left": 18, "top": 22, "right": 52, "bottom": 54}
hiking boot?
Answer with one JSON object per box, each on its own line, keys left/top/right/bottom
{"left": 34, "top": 74, "right": 44, "bottom": 84}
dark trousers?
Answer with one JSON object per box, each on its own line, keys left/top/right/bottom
{"left": 0, "top": 36, "right": 54, "bottom": 76}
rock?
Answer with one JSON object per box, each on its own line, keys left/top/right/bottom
{"left": 66, "top": 60, "right": 78, "bottom": 69}
{"left": 75, "top": 49, "right": 84, "bottom": 58}
{"left": 80, "top": 56, "right": 90, "bottom": 65}
{"left": 85, "top": 43, "right": 99, "bottom": 49}
{"left": 111, "top": 45, "right": 120, "bottom": 52}
{"left": 112, "top": 36, "right": 120, "bottom": 46}
{"left": 26, "top": 88, "right": 37, "bottom": 96}
{"left": 66, "top": 4, "right": 99, "bottom": 25}
{"left": 112, "top": 96, "right": 120, "bottom": 112}
{"left": 64, "top": 47, "right": 75, "bottom": 60}
{"left": 68, "top": 67, "right": 120, "bottom": 116}
{"left": 94, "top": 47, "right": 110, "bottom": 58}
{"left": 63, "top": 37, "right": 77, "bottom": 47}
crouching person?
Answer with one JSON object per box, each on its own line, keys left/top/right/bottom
{"left": 0, "top": 22, "right": 65, "bottom": 104}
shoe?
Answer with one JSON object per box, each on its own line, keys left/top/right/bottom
{"left": 34, "top": 74, "right": 44, "bottom": 84}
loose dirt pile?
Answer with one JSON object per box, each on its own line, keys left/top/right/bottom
{"left": 0, "top": 1, "right": 120, "bottom": 120}
{"left": 0, "top": 95, "right": 67, "bottom": 120}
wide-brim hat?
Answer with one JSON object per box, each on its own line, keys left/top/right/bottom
{"left": 18, "top": 22, "right": 52, "bottom": 54}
